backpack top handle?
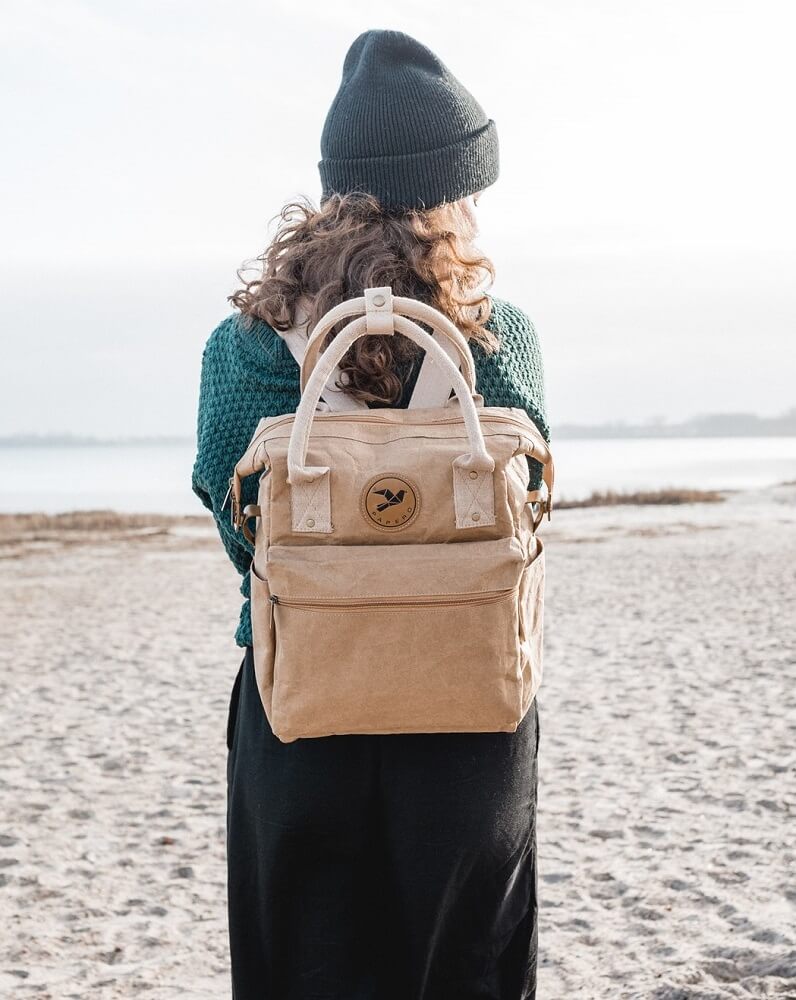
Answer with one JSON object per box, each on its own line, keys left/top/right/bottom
{"left": 298, "top": 287, "right": 476, "bottom": 398}
{"left": 288, "top": 304, "right": 492, "bottom": 488}
{"left": 284, "top": 292, "right": 496, "bottom": 534}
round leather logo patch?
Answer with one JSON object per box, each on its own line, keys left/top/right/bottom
{"left": 362, "top": 474, "right": 419, "bottom": 530}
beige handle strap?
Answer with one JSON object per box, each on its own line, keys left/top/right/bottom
{"left": 299, "top": 288, "right": 477, "bottom": 398}
{"left": 286, "top": 303, "right": 495, "bottom": 534}
{"left": 289, "top": 311, "right": 493, "bottom": 485}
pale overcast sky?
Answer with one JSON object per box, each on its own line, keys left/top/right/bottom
{"left": 1, "top": 0, "right": 794, "bottom": 436}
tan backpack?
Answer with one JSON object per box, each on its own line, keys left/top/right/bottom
{"left": 230, "top": 287, "right": 554, "bottom": 743}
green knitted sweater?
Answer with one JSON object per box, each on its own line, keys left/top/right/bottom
{"left": 191, "top": 297, "right": 549, "bottom": 648}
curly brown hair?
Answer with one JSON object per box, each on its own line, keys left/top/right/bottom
{"left": 229, "top": 192, "right": 498, "bottom": 405}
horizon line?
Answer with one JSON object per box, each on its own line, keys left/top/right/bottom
{"left": 1, "top": 407, "right": 795, "bottom": 446}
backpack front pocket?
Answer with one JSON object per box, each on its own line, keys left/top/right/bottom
{"left": 263, "top": 536, "right": 528, "bottom": 740}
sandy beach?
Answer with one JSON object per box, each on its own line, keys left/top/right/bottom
{"left": 1, "top": 486, "right": 794, "bottom": 999}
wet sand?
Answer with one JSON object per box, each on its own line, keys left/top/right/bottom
{"left": 0, "top": 486, "right": 794, "bottom": 998}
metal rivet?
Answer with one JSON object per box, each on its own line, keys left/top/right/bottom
{"left": 372, "top": 294, "right": 385, "bottom": 307}
{"left": 469, "top": 470, "right": 478, "bottom": 480}
{"left": 306, "top": 518, "right": 315, "bottom": 528}
{"left": 471, "top": 512, "right": 481, "bottom": 522}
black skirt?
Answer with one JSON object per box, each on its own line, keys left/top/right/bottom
{"left": 226, "top": 645, "right": 539, "bottom": 1000}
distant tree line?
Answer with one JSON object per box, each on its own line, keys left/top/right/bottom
{"left": 555, "top": 408, "right": 796, "bottom": 439}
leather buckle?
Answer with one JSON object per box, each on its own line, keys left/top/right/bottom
{"left": 223, "top": 476, "right": 243, "bottom": 530}
{"left": 241, "top": 504, "right": 260, "bottom": 545}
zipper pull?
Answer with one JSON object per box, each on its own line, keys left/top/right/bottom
{"left": 268, "top": 594, "right": 278, "bottom": 630}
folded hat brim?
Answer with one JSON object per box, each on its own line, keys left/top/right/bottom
{"left": 319, "top": 120, "right": 499, "bottom": 212}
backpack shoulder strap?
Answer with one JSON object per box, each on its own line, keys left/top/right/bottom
{"left": 276, "top": 297, "right": 368, "bottom": 412}
{"left": 406, "top": 331, "right": 461, "bottom": 408}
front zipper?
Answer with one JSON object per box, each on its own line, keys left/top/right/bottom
{"left": 268, "top": 586, "right": 516, "bottom": 628}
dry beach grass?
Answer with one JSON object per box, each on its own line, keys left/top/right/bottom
{"left": 554, "top": 488, "right": 727, "bottom": 510}
{"left": 0, "top": 485, "right": 794, "bottom": 998}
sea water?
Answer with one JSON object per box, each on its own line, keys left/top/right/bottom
{"left": 1, "top": 437, "right": 795, "bottom": 515}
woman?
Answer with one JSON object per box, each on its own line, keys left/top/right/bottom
{"left": 192, "top": 29, "right": 549, "bottom": 1000}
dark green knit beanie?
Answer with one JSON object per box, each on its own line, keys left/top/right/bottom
{"left": 319, "top": 29, "right": 499, "bottom": 212}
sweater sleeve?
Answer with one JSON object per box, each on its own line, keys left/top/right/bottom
{"left": 474, "top": 297, "right": 550, "bottom": 492}
{"left": 191, "top": 314, "right": 302, "bottom": 642}
{"left": 191, "top": 318, "right": 255, "bottom": 605}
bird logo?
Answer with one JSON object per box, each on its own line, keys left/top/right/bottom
{"left": 372, "top": 487, "right": 407, "bottom": 512}
{"left": 363, "top": 475, "right": 419, "bottom": 529}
